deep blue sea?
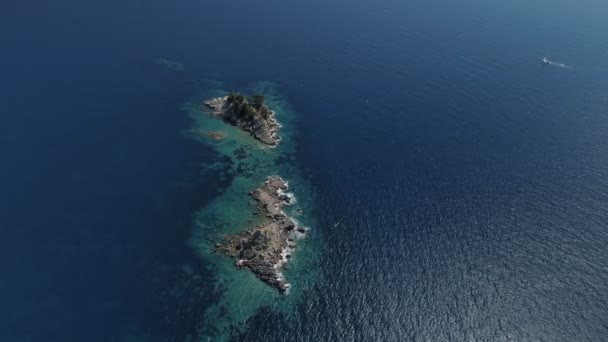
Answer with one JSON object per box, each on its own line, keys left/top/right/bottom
{"left": 2, "top": 0, "right": 608, "bottom": 341}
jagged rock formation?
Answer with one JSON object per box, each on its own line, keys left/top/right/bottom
{"left": 215, "top": 176, "right": 307, "bottom": 293}
{"left": 204, "top": 93, "right": 280, "bottom": 146}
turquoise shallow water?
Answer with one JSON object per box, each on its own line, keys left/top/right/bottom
{"left": 185, "top": 81, "right": 319, "bottom": 340}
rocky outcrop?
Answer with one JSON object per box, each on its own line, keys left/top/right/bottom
{"left": 215, "top": 176, "right": 307, "bottom": 293}
{"left": 199, "top": 130, "right": 225, "bottom": 141}
{"left": 204, "top": 94, "right": 280, "bottom": 146}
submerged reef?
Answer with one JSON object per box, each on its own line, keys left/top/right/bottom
{"left": 216, "top": 176, "right": 307, "bottom": 293}
{"left": 154, "top": 58, "right": 185, "bottom": 72}
{"left": 199, "top": 130, "right": 225, "bottom": 141}
{"left": 204, "top": 93, "right": 281, "bottom": 146}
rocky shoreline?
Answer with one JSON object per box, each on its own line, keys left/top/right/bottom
{"left": 215, "top": 176, "right": 307, "bottom": 293}
{"left": 204, "top": 94, "right": 281, "bottom": 146}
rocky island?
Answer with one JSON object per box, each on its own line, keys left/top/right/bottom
{"left": 204, "top": 93, "right": 280, "bottom": 146}
{"left": 216, "top": 176, "right": 307, "bottom": 293}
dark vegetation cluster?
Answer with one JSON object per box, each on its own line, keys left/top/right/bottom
{"left": 226, "top": 92, "right": 271, "bottom": 120}
{"left": 235, "top": 230, "right": 271, "bottom": 260}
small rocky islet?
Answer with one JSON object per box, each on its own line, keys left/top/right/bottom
{"left": 215, "top": 176, "right": 306, "bottom": 293}
{"left": 204, "top": 92, "right": 280, "bottom": 146}
{"left": 204, "top": 93, "right": 306, "bottom": 293}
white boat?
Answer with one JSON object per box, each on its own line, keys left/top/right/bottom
{"left": 542, "top": 56, "right": 550, "bottom": 64}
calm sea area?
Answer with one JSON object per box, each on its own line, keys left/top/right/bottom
{"left": 1, "top": 0, "right": 608, "bottom": 341}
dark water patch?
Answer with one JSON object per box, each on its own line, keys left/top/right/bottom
{"left": 0, "top": 54, "right": 228, "bottom": 341}
{"left": 134, "top": 160, "right": 235, "bottom": 341}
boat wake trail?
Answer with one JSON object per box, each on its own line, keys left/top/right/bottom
{"left": 542, "top": 57, "right": 573, "bottom": 70}
{"left": 550, "top": 61, "right": 573, "bottom": 69}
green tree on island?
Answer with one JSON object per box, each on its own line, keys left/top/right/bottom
{"left": 227, "top": 92, "right": 246, "bottom": 104}
{"left": 225, "top": 92, "right": 270, "bottom": 120}
{"left": 251, "top": 94, "right": 265, "bottom": 110}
